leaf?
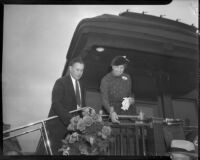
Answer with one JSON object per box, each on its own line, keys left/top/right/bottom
{"left": 58, "top": 148, "right": 64, "bottom": 152}
{"left": 91, "top": 148, "right": 98, "bottom": 155}
{"left": 62, "top": 139, "right": 68, "bottom": 144}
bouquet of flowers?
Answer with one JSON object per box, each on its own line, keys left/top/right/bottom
{"left": 58, "top": 107, "right": 112, "bottom": 155}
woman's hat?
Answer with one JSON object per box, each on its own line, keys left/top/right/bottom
{"left": 111, "top": 56, "right": 129, "bottom": 66}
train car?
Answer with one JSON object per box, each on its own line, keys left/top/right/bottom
{"left": 61, "top": 11, "right": 198, "bottom": 156}
{"left": 63, "top": 11, "right": 198, "bottom": 120}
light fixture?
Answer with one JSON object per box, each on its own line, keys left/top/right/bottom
{"left": 96, "top": 47, "right": 105, "bottom": 52}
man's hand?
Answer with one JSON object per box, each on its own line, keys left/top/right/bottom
{"left": 110, "top": 111, "right": 120, "bottom": 124}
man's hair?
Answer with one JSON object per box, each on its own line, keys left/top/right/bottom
{"left": 68, "top": 57, "right": 84, "bottom": 66}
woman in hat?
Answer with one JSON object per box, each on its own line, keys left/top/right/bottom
{"left": 100, "top": 56, "right": 135, "bottom": 123}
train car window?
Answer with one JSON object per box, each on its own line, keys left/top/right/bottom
{"left": 172, "top": 99, "right": 198, "bottom": 126}
{"left": 135, "top": 100, "right": 159, "bottom": 117}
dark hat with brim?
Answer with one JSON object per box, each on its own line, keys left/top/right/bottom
{"left": 111, "top": 56, "right": 129, "bottom": 66}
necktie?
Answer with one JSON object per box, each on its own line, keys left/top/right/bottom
{"left": 75, "top": 80, "right": 81, "bottom": 108}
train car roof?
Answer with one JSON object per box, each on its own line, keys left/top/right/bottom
{"left": 62, "top": 11, "right": 198, "bottom": 98}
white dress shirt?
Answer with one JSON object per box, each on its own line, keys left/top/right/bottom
{"left": 70, "top": 74, "right": 82, "bottom": 109}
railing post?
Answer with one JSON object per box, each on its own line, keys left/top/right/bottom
{"left": 141, "top": 126, "right": 146, "bottom": 156}
{"left": 40, "top": 127, "right": 49, "bottom": 155}
{"left": 41, "top": 121, "right": 53, "bottom": 155}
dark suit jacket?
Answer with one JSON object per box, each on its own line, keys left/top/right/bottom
{"left": 46, "top": 75, "right": 85, "bottom": 155}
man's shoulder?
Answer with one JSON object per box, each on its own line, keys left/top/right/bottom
{"left": 55, "top": 75, "right": 70, "bottom": 84}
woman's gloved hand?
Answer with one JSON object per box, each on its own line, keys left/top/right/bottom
{"left": 109, "top": 107, "right": 120, "bottom": 123}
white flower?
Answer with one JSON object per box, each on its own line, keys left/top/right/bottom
{"left": 121, "top": 97, "right": 130, "bottom": 111}
{"left": 63, "top": 147, "right": 70, "bottom": 155}
{"left": 122, "top": 56, "right": 129, "bottom": 62}
{"left": 89, "top": 136, "right": 95, "bottom": 145}
{"left": 122, "top": 76, "right": 128, "bottom": 80}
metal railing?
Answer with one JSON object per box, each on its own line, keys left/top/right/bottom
{"left": 3, "top": 116, "right": 58, "bottom": 155}
{"left": 2, "top": 114, "right": 144, "bottom": 155}
{"left": 3, "top": 114, "right": 197, "bottom": 156}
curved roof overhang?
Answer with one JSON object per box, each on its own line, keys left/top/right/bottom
{"left": 63, "top": 12, "right": 199, "bottom": 98}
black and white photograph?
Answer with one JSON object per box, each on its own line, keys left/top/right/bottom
{"left": 2, "top": 0, "right": 199, "bottom": 159}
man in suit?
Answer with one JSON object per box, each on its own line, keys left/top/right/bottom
{"left": 45, "top": 57, "right": 86, "bottom": 155}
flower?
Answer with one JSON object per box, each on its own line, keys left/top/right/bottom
{"left": 67, "top": 124, "right": 75, "bottom": 131}
{"left": 64, "top": 134, "right": 70, "bottom": 141}
{"left": 68, "top": 136, "right": 76, "bottom": 144}
{"left": 122, "top": 56, "right": 129, "bottom": 62}
{"left": 59, "top": 107, "right": 112, "bottom": 155}
{"left": 63, "top": 147, "right": 70, "bottom": 155}
{"left": 122, "top": 76, "right": 128, "bottom": 80}
{"left": 70, "top": 115, "right": 80, "bottom": 124}
{"left": 76, "top": 119, "right": 85, "bottom": 131}
{"left": 90, "top": 137, "right": 95, "bottom": 145}
{"left": 101, "top": 126, "right": 111, "bottom": 139}
{"left": 83, "top": 116, "right": 93, "bottom": 127}
{"left": 68, "top": 115, "right": 81, "bottom": 130}
{"left": 71, "top": 132, "right": 79, "bottom": 140}
{"left": 79, "top": 144, "right": 89, "bottom": 155}
{"left": 97, "top": 131, "right": 102, "bottom": 136}
{"left": 58, "top": 146, "right": 70, "bottom": 155}
{"left": 82, "top": 108, "right": 90, "bottom": 117}
{"left": 91, "top": 113, "right": 102, "bottom": 122}
{"left": 68, "top": 132, "right": 79, "bottom": 143}
{"left": 90, "top": 108, "right": 96, "bottom": 115}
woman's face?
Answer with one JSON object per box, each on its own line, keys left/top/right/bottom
{"left": 112, "top": 65, "right": 125, "bottom": 76}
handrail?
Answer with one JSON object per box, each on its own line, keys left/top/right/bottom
{"left": 3, "top": 116, "right": 58, "bottom": 134}
{"left": 3, "top": 116, "right": 58, "bottom": 155}
{"left": 4, "top": 115, "right": 189, "bottom": 135}
{"left": 183, "top": 126, "right": 198, "bottom": 128}
{"left": 3, "top": 128, "right": 42, "bottom": 141}
{"left": 3, "top": 114, "right": 195, "bottom": 156}
{"left": 3, "top": 114, "right": 143, "bottom": 138}
{"left": 102, "top": 114, "right": 139, "bottom": 119}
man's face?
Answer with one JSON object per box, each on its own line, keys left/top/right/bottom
{"left": 112, "top": 65, "right": 125, "bottom": 76}
{"left": 69, "top": 62, "right": 84, "bottom": 80}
